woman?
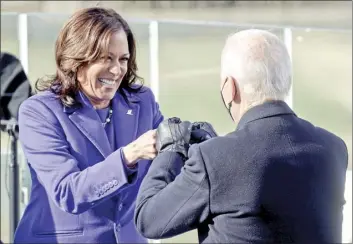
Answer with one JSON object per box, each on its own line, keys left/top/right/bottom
{"left": 14, "top": 7, "right": 163, "bottom": 243}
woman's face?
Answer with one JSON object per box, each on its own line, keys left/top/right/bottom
{"left": 77, "top": 30, "right": 130, "bottom": 109}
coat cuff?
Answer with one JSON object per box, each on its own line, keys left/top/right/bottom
{"left": 119, "top": 148, "right": 138, "bottom": 177}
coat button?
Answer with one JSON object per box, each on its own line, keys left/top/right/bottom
{"left": 118, "top": 203, "right": 123, "bottom": 211}
{"left": 116, "top": 224, "right": 121, "bottom": 232}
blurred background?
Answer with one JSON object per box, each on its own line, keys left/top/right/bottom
{"left": 1, "top": 1, "right": 352, "bottom": 243}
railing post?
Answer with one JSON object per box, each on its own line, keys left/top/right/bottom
{"left": 18, "top": 13, "right": 29, "bottom": 75}
{"left": 149, "top": 20, "right": 160, "bottom": 103}
{"left": 148, "top": 19, "right": 161, "bottom": 244}
{"left": 283, "top": 27, "right": 293, "bottom": 108}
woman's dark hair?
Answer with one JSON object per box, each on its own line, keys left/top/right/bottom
{"left": 35, "top": 7, "right": 144, "bottom": 106}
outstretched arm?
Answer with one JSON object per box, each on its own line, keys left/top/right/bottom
{"left": 134, "top": 144, "right": 210, "bottom": 239}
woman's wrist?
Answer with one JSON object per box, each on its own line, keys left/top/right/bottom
{"left": 122, "top": 143, "right": 139, "bottom": 167}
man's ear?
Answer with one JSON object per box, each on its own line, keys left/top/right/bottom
{"left": 228, "top": 76, "right": 241, "bottom": 104}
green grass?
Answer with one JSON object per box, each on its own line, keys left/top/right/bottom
{"left": 1, "top": 13, "right": 352, "bottom": 243}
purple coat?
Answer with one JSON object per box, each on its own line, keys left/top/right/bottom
{"left": 14, "top": 86, "right": 163, "bottom": 243}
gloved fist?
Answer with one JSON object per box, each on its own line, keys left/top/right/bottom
{"left": 190, "top": 122, "right": 218, "bottom": 144}
{"left": 156, "top": 117, "right": 192, "bottom": 159}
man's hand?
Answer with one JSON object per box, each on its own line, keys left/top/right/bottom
{"left": 190, "top": 122, "right": 218, "bottom": 144}
{"left": 156, "top": 117, "right": 192, "bottom": 158}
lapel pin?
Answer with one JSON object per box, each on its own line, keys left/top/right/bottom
{"left": 126, "top": 109, "right": 133, "bottom": 115}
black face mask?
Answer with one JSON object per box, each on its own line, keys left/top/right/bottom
{"left": 220, "top": 78, "right": 234, "bottom": 121}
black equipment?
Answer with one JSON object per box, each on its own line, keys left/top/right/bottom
{"left": 0, "top": 52, "right": 32, "bottom": 243}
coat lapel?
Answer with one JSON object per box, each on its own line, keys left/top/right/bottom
{"left": 112, "top": 91, "right": 140, "bottom": 149}
{"left": 64, "top": 90, "right": 141, "bottom": 158}
{"left": 65, "top": 92, "right": 112, "bottom": 158}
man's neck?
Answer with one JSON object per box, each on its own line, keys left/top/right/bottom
{"left": 239, "top": 98, "right": 280, "bottom": 119}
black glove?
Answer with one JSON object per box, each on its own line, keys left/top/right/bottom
{"left": 190, "top": 122, "right": 218, "bottom": 144}
{"left": 156, "top": 117, "right": 192, "bottom": 158}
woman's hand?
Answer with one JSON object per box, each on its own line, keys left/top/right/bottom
{"left": 122, "top": 129, "right": 157, "bottom": 167}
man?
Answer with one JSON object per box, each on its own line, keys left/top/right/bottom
{"left": 134, "top": 29, "right": 348, "bottom": 243}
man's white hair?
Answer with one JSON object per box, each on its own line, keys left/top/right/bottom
{"left": 221, "top": 29, "right": 292, "bottom": 105}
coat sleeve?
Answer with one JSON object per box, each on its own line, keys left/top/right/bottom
{"left": 18, "top": 97, "right": 138, "bottom": 215}
{"left": 134, "top": 144, "right": 210, "bottom": 239}
{"left": 151, "top": 91, "right": 163, "bottom": 129}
